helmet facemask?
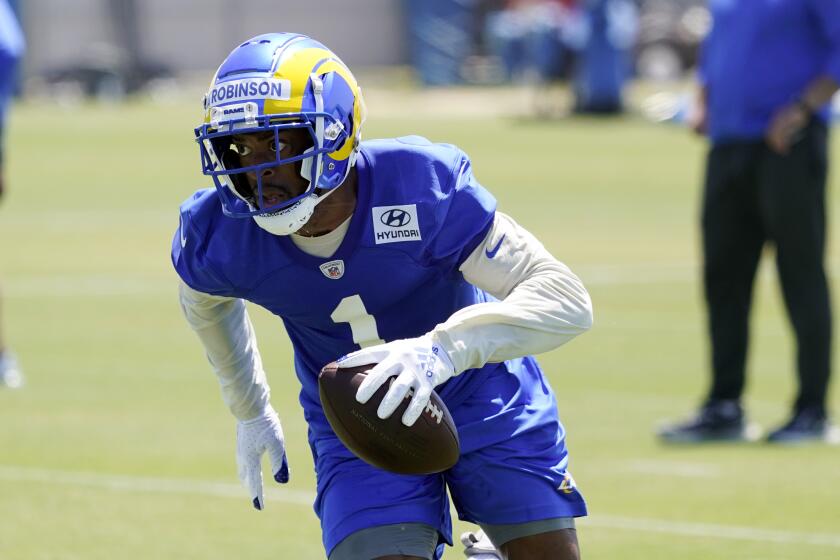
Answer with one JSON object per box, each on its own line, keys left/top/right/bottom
{"left": 203, "top": 122, "right": 316, "bottom": 208}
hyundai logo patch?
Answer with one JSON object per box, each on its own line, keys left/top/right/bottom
{"left": 372, "top": 205, "right": 421, "bottom": 244}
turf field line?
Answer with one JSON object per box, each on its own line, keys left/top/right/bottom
{"left": 578, "top": 263, "right": 696, "bottom": 285}
{"left": 2, "top": 465, "right": 839, "bottom": 548}
{"left": 0, "top": 209, "right": 175, "bottom": 228}
{"left": 578, "top": 260, "right": 840, "bottom": 286}
{"left": 624, "top": 459, "right": 720, "bottom": 478}
{"left": 0, "top": 465, "right": 314, "bottom": 506}
{"left": 582, "top": 515, "right": 840, "bottom": 548}
{"left": 3, "top": 276, "right": 174, "bottom": 297}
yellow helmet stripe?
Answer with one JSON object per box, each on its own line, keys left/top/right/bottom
{"left": 265, "top": 47, "right": 362, "bottom": 162}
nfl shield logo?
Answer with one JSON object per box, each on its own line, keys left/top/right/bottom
{"left": 319, "top": 259, "right": 345, "bottom": 280}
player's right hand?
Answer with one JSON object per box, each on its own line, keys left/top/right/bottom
{"left": 236, "top": 404, "right": 289, "bottom": 511}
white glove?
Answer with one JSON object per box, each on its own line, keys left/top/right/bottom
{"left": 236, "top": 404, "right": 289, "bottom": 510}
{"left": 338, "top": 334, "right": 456, "bottom": 427}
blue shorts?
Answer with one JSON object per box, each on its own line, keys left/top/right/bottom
{"left": 307, "top": 358, "right": 587, "bottom": 557}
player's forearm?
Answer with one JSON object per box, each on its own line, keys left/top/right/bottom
{"left": 179, "top": 282, "right": 270, "bottom": 420}
{"left": 433, "top": 213, "right": 592, "bottom": 374}
{"left": 434, "top": 260, "right": 591, "bottom": 373}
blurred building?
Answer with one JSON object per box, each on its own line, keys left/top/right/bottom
{"left": 19, "top": 0, "right": 709, "bottom": 101}
{"left": 20, "top": 0, "right": 405, "bottom": 96}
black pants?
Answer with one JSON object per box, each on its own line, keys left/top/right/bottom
{"left": 702, "top": 121, "right": 832, "bottom": 414}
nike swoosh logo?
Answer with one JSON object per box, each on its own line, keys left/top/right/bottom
{"left": 180, "top": 215, "right": 187, "bottom": 248}
{"left": 485, "top": 233, "right": 506, "bottom": 259}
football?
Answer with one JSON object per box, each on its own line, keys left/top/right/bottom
{"left": 318, "top": 361, "right": 460, "bottom": 475}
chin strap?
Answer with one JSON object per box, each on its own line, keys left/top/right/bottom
{"left": 252, "top": 183, "right": 344, "bottom": 236}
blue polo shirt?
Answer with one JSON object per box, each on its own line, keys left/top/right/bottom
{"left": 699, "top": 0, "right": 840, "bottom": 143}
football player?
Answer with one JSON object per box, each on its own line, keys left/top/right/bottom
{"left": 0, "top": 0, "right": 24, "bottom": 390}
{"left": 173, "top": 33, "right": 592, "bottom": 560}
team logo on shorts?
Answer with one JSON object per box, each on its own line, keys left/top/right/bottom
{"left": 320, "top": 259, "right": 345, "bottom": 280}
{"left": 558, "top": 472, "right": 577, "bottom": 494}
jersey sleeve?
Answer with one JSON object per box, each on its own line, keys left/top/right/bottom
{"left": 422, "top": 149, "right": 497, "bottom": 267}
{"left": 432, "top": 212, "right": 593, "bottom": 375}
{"left": 171, "top": 192, "right": 234, "bottom": 296}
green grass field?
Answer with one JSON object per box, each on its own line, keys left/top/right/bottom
{"left": 0, "top": 89, "right": 838, "bottom": 560}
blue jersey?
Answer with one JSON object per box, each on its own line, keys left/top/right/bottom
{"left": 173, "top": 136, "right": 505, "bottom": 433}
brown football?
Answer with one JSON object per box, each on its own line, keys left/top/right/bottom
{"left": 318, "top": 361, "right": 460, "bottom": 475}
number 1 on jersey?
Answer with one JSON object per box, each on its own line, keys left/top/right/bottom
{"left": 330, "top": 295, "right": 385, "bottom": 348}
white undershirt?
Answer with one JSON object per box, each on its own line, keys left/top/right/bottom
{"left": 290, "top": 215, "right": 352, "bottom": 258}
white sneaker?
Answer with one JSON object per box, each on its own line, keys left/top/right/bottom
{"left": 0, "top": 351, "right": 23, "bottom": 388}
{"left": 460, "top": 529, "right": 501, "bottom": 559}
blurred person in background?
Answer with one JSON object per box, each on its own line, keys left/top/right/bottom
{"left": 174, "top": 33, "right": 592, "bottom": 560}
{"left": 485, "top": 0, "right": 585, "bottom": 115}
{"left": 0, "top": 0, "right": 24, "bottom": 389}
{"left": 659, "top": 0, "right": 840, "bottom": 444}
{"left": 571, "top": 0, "right": 638, "bottom": 114}
{"left": 485, "top": 0, "right": 579, "bottom": 85}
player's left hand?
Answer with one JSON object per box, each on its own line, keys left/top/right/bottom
{"left": 766, "top": 102, "right": 810, "bottom": 154}
{"left": 236, "top": 404, "right": 289, "bottom": 511}
{"left": 338, "top": 334, "right": 455, "bottom": 427}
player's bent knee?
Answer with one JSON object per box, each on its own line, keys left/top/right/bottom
{"left": 501, "top": 528, "right": 580, "bottom": 560}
